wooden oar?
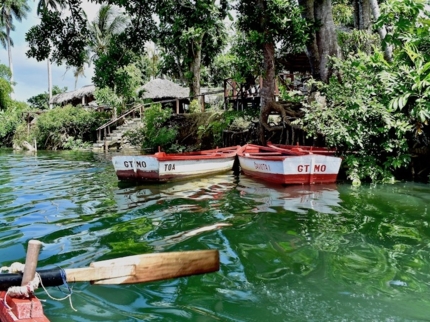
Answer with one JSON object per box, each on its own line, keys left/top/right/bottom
{"left": 0, "top": 250, "right": 219, "bottom": 290}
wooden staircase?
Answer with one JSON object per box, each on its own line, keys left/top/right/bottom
{"left": 92, "top": 117, "right": 143, "bottom": 152}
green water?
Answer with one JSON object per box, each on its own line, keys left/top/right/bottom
{"left": 1, "top": 149, "right": 430, "bottom": 321}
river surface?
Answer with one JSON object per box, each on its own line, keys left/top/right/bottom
{"left": 1, "top": 149, "right": 430, "bottom": 321}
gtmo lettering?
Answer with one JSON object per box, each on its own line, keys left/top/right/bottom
{"left": 124, "top": 161, "right": 146, "bottom": 168}
{"left": 297, "top": 164, "right": 326, "bottom": 172}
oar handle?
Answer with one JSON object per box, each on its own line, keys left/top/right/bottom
{"left": 0, "top": 268, "right": 64, "bottom": 291}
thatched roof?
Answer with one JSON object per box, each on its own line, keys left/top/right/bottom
{"left": 50, "top": 85, "right": 96, "bottom": 105}
{"left": 139, "top": 78, "right": 189, "bottom": 99}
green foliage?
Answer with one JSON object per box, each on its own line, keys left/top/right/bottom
{"left": 381, "top": 51, "right": 430, "bottom": 125}
{"left": 332, "top": 2, "right": 354, "bottom": 27}
{"left": 62, "top": 137, "right": 92, "bottom": 150}
{"left": 197, "top": 109, "right": 253, "bottom": 146}
{"left": 26, "top": 0, "right": 155, "bottom": 68}
{"left": 0, "top": 101, "right": 29, "bottom": 146}
{"left": 114, "top": 63, "right": 142, "bottom": 101}
{"left": 35, "top": 105, "right": 103, "bottom": 149}
{"left": 374, "top": 0, "right": 430, "bottom": 131}
{"left": 124, "top": 104, "right": 177, "bottom": 152}
{"left": 337, "top": 30, "right": 380, "bottom": 57}
{"left": 0, "top": 78, "right": 12, "bottom": 110}
{"left": 156, "top": 0, "right": 230, "bottom": 87}
{"left": 208, "top": 53, "right": 235, "bottom": 87}
{"left": 0, "top": 62, "right": 11, "bottom": 81}
{"left": 236, "top": 0, "right": 306, "bottom": 46}
{"left": 188, "top": 99, "right": 201, "bottom": 113}
{"left": 296, "top": 53, "right": 412, "bottom": 183}
{"left": 94, "top": 87, "right": 122, "bottom": 110}
{"left": 26, "top": 2, "right": 89, "bottom": 67}
{"left": 92, "top": 36, "right": 139, "bottom": 91}
{"left": 278, "top": 85, "right": 303, "bottom": 103}
{"left": 27, "top": 86, "right": 67, "bottom": 110}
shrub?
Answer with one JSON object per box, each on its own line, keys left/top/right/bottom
{"left": 124, "top": 104, "right": 177, "bottom": 152}
{"left": 0, "top": 101, "right": 30, "bottom": 147}
{"left": 35, "top": 105, "right": 104, "bottom": 150}
{"left": 296, "top": 53, "right": 411, "bottom": 183}
{"left": 189, "top": 99, "right": 201, "bottom": 113}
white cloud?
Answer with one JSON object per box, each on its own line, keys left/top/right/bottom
{"left": 0, "top": 1, "right": 98, "bottom": 102}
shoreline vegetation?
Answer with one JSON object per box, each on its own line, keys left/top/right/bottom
{"left": 1, "top": 0, "right": 430, "bottom": 184}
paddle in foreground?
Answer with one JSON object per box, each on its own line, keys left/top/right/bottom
{"left": 0, "top": 240, "right": 220, "bottom": 322}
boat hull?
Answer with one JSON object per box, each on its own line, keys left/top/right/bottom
{"left": 112, "top": 146, "right": 240, "bottom": 182}
{"left": 0, "top": 292, "right": 49, "bottom": 322}
{"left": 238, "top": 145, "right": 342, "bottom": 185}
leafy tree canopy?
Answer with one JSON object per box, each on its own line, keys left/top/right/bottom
{"left": 27, "top": 85, "right": 67, "bottom": 110}
{"left": 26, "top": 0, "right": 156, "bottom": 68}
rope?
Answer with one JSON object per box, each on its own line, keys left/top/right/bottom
{"left": 1, "top": 263, "right": 77, "bottom": 311}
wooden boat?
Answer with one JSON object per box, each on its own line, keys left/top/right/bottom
{"left": 0, "top": 240, "right": 220, "bottom": 322}
{"left": 237, "top": 144, "right": 342, "bottom": 185}
{"left": 112, "top": 146, "right": 241, "bottom": 182}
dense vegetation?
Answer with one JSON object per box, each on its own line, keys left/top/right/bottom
{"left": 1, "top": 0, "right": 430, "bottom": 183}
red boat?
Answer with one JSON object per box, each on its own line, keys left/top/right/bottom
{"left": 237, "top": 144, "right": 342, "bottom": 185}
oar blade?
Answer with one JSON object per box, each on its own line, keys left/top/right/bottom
{"left": 90, "top": 250, "right": 219, "bottom": 285}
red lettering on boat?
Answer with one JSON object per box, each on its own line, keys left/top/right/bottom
{"left": 314, "top": 164, "right": 326, "bottom": 172}
{"left": 254, "top": 162, "right": 270, "bottom": 171}
{"left": 297, "top": 164, "right": 310, "bottom": 172}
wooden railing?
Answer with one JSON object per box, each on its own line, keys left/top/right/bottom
{"left": 96, "top": 91, "right": 225, "bottom": 143}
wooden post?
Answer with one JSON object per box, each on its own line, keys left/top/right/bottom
{"left": 176, "top": 99, "right": 179, "bottom": 114}
{"left": 21, "top": 240, "right": 42, "bottom": 286}
{"left": 201, "top": 95, "right": 205, "bottom": 112}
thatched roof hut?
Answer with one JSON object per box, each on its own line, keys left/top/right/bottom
{"left": 50, "top": 85, "right": 96, "bottom": 106}
{"left": 139, "top": 78, "right": 189, "bottom": 99}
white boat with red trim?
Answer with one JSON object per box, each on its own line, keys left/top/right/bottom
{"left": 112, "top": 146, "right": 241, "bottom": 182}
{"left": 237, "top": 144, "right": 342, "bottom": 185}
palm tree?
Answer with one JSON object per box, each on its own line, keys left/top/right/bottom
{"left": 36, "top": 0, "right": 65, "bottom": 15}
{"left": 0, "top": 21, "right": 12, "bottom": 50}
{"left": 0, "top": 0, "right": 30, "bottom": 95}
{"left": 35, "top": 0, "right": 65, "bottom": 107}
{"left": 88, "top": 4, "right": 128, "bottom": 59}
{"left": 69, "top": 5, "right": 128, "bottom": 92}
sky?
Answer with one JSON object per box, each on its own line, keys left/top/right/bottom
{"left": 0, "top": 1, "right": 100, "bottom": 102}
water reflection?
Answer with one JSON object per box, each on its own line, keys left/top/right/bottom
{"left": 114, "top": 174, "right": 237, "bottom": 212}
{"left": 237, "top": 177, "right": 341, "bottom": 214}
{"left": 2, "top": 151, "right": 430, "bottom": 321}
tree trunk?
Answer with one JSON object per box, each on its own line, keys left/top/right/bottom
{"left": 298, "top": 0, "right": 320, "bottom": 80}
{"left": 48, "top": 58, "right": 53, "bottom": 109}
{"left": 298, "top": 0, "right": 340, "bottom": 82}
{"left": 259, "top": 42, "right": 276, "bottom": 144}
{"left": 369, "top": 0, "right": 392, "bottom": 62}
{"left": 353, "top": 0, "right": 372, "bottom": 54}
{"left": 188, "top": 33, "right": 204, "bottom": 106}
{"left": 354, "top": 0, "right": 371, "bottom": 31}
{"left": 6, "top": 17, "right": 13, "bottom": 99}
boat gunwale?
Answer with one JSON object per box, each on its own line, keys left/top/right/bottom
{"left": 112, "top": 146, "right": 241, "bottom": 162}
